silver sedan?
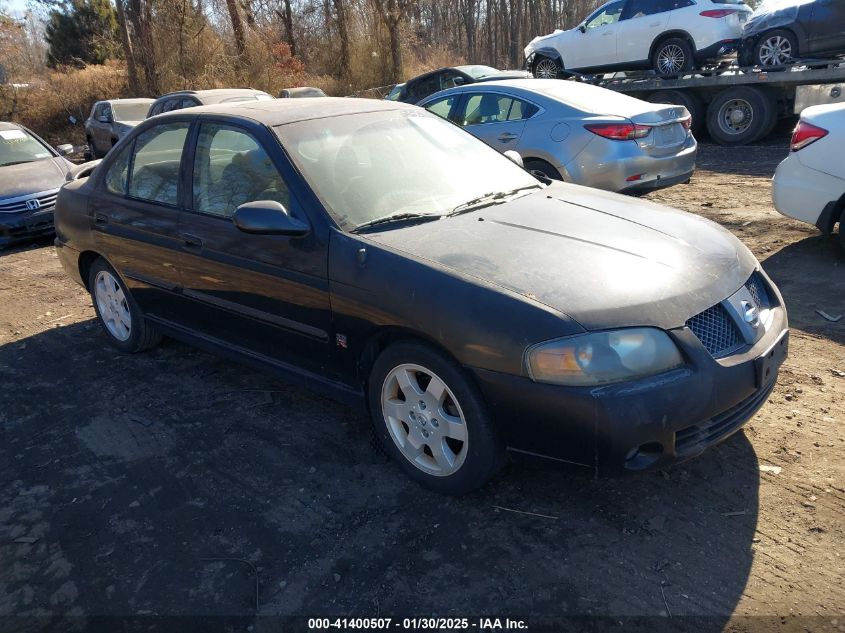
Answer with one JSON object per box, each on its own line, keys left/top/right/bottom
{"left": 418, "top": 79, "right": 697, "bottom": 194}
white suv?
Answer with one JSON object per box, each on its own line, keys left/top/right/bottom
{"left": 525, "top": 0, "right": 752, "bottom": 77}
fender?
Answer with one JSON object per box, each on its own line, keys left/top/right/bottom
{"left": 649, "top": 30, "right": 697, "bottom": 58}
{"left": 529, "top": 47, "right": 565, "bottom": 68}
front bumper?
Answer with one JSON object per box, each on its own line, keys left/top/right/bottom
{"left": 471, "top": 273, "right": 788, "bottom": 475}
{"left": 0, "top": 209, "right": 55, "bottom": 247}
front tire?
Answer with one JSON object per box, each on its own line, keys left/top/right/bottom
{"left": 532, "top": 56, "right": 562, "bottom": 79}
{"left": 88, "top": 258, "right": 162, "bottom": 353}
{"left": 755, "top": 30, "right": 797, "bottom": 67}
{"left": 368, "top": 341, "right": 504, "bottom": 494}
{"left": 652, "top": 37, "right": 694, "bottom": 76}
{"left": 524, "top": 158, "right": 563, "bottom": 181}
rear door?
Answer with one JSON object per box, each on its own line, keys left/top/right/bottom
{"left": 617, "top": 0, "right": 673, "bottom": 65}
{"left": 805, "top": 0, "right": 845, "bottom": 56}
{"left": 175, "top": 119, "right": 334, "bottom": 376}
{"left": 457, "top": 92, "right": 537, "bottom": 152}
{"left": 91, "top": 120, "right": 190, "bottom": 320}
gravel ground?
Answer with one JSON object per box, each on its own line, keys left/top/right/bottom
{"left": 0, "top": 135, "right": 843, "bottom": 632}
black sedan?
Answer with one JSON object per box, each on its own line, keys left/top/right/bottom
{"left": 739, "top": 0, "right": 845, "bottom": 67}
{"left": 385, "top": 65, "right": 532, "bottom": 104}
{"left": 54, "top": 98, "right": 788, "bottom": 493}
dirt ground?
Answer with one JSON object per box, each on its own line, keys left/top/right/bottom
{"left": 1, "top": 129, "right": 843, "bottom": 632}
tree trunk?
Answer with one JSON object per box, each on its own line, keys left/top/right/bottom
{"left": 114, "top": 0, "right": 140, "bottom": 95}
{"left": 127, "top": 0, "right": 159, "bottom": 95}
{"left": 282, "top": 0, "right": 295, "bottom": 57}
{"left": 331, "top": 0, "right": 350, "bottom": 84}
{"left": 225, "top": 0, "right": 246, "bottom": 59}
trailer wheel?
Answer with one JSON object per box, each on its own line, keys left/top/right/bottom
{"left": 706, "top": 86, "right": 776, "bottom": 146}
{"left": 646, "top": 89, "right": 704, "bottom": 135}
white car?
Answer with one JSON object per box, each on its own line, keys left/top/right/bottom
{"left": 525, "top": 0, "right": 753, "bottom": 78}
{"left": 773, "top": 103, "right": 845, "bottom": 248}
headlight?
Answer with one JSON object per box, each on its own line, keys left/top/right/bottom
{"left": 526, "top": 328, "right": 683, "bottom": 387}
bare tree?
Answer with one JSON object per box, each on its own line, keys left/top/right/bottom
{"left": 114, "top": 0, "right": 141, "bottom": 95}
{"left": 225, "top": 0, "right": 246, "bottom": 58}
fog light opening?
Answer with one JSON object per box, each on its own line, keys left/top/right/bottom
{"left": 624, "top": 442, "right": 664, "bottom": 470}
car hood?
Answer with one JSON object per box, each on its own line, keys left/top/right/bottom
{"left": 0, "top": 157, "right": 70, "bottom": 201}
{"left": 743, "top": 1, "right": 803, "bottom": 35}
{"left": 365, "top": 183, "right": 757, "bottom": 331}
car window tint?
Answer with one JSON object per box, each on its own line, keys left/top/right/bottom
{"left": 127, "top": 122, "right": 189, "bottom": 206}
{"left": 626, "top": 0, "right": 660, "bottom": 16}
{"left": 103, "top": 104, "right": 112, "bottom": 120}
{"left": 507, "top": 98, "right": 538, "bottom": 121}
{"left": 149, "top": 102, "right": 162, "bottom": 116}
{"left": 192, "top": 122, "right": 290, "bottom": 218}
{"left": 181, "top": 98, "right": 198, "bottom": 109}
{"left": 105, "top": 143, "right": 132, "bottom": 195}
{"left": 425, "top": 96, "right": 456, "bottom": 120}
{"left": 463, "top": 94, "right": 514, "bottom": 125}
{"left": 586, "top": 0, "right": 625, "bottom": 27}
{"left": 162, "top": 99, "right": 181, "bottom": 113}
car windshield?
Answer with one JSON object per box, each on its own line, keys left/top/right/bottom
{"left": 112, "top": 102, "right": 151, "bottom": 122}
{"left": 275, "top": 110, "right": 538, "bottom": 230}
{"left": 0, "top": 128, "right": 52, "bottom": 167}
{"left": 456, "top": 65, "right": 500, "bottom": 79}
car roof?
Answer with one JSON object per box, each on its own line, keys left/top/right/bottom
{"left": 101, "top": 98, "right": 155, "bottom": 105}
{"left": 0, "top": 121, "right": 24, "bottom": 131}
{"left": 152, "top": 97, "right": 418, "bottom": 126}
{"left": 153, "top": 88, "right": 270, "bottom": 103}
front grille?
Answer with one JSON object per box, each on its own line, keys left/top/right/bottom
{"left": 685, "top": 304, "right": 742, "bottom": 358}
{"left": 0, "top": 191, "right": 59, "bottom": 214}
{"left": 745, "top": 271, "right": 770, "bottom": 308}
{"left": 675, "top": 378, "right": 777, "bottom": 456}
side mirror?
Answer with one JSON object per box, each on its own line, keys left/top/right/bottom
{"left": 454, "top": 77, "right": 466, "bottom": 85}
{"left": 233, "top": 201, "right": 310, "bottom": 237}
{"left": 503, "top": 150, "right": 524, "bottom": 168}
{"left": 56, "top": 144, "right": 74, "bottom": 156}
{"left": 578, "top": 24, "right": 587, "bottom": 33}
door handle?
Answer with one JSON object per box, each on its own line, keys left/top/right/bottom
{"left": 93, "top": 212, "right": 109, "bottom": 226}
{"left": 180, "top": 233, "right": 203, "bottom": 250}
{"left": 498, "top": 133, "right": 518, "bottom": 142}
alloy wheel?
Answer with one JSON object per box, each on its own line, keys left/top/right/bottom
{"left": 534, "top": 58, "right": 559, "bottom": 79}
{"left": 94, "top": 270, "right": 132, "bottom": 341}
{"left": 657, "top": 44, "right": 685, "bottom": 74}
{"left": 759, "top": 36, "right": 793, "bottom": 66}
{"left": 381, "top": 363, "right": 469, "bottom": 477}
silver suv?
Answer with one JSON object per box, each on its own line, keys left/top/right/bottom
{"left": 85, "top": 98, "right": 153, "bottom": 158}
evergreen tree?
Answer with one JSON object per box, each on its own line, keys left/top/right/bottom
{"left": 45, "top": 0, "right": 118, "bottom": 67}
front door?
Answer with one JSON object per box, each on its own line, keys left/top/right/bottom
{"left": 617, "top": 0, "right": 672, "bottom": 65}
{"left": 458, "top": 92, "right": 531, "bottom": 152}
{"left": 91, "top": 121, "right": 189, "bottom": 320}
{"left": 175, "top": 120, "right": 334, "bottom": 376}
{"left": 568, "top": 0, "right": 625, "bottom": 70}
{"left": 806, "top": 0, "right": 845, "bottom": 56}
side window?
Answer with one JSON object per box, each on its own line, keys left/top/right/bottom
{"left": 149, "top": 102, "right": 163, "bottom": 117}
{"left": 127, "top": 122, "right": 190, "bottom": 206}
{"left": 463, "top": 94, "right": 514, "bottom": 126}
{"left": 192, "top": 122, "right": 291, "bottom": 219}
{"left": 507, "top": 98, "right": 539, "bottom": 121}
{"left": 103, "top": 104, "right": 113, "bottom": 121}
{"left": 586, "top": 0, "right": 625, "bottom": 28}
{"left": 105, "top": 143, "right": 132, "bottom": 195}
{"left": 425, "top": 96, "right": 457, "bottom": 120}
{"left": 625, "top": 0, "right": 658, "bottom": 17}
{"left": 181, "top": 98, "right": 198, "bottom": 109}
{"left": 163, "top": 99, "right": 182, "bottom": 113}
{"left": 92, "top": 103, "right": 104, "bottom": 119}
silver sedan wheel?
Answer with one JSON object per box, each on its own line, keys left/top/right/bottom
{"left": 381, "top": 363, "right": 469, "bottom": 477}
{"left": 657, "top": 44, "right": 685, "bottom": 74}
{"left": 759, "top": 36, "right": 792, "bottom": 66}
{"left": 94, "top": 270, "right": 132, "bottom": 341}
{"left": 534, "top": 58, "right": 559, "bottom": 79}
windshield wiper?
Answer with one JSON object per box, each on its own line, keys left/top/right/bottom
{"left": 0, "top": 160, "right": 37, "bottom": 167}
{"left": 448, "top": 184, "right": 542, "bottom": 217}
{"left": 351, "top": 212, "right": 441, "bottom": 233}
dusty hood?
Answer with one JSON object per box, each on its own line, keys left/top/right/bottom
{"left": 366, "top": 183, "right": 757, "bottom": 331}
{"left": 0, "top": 157, "right": 70, "bottom": 201}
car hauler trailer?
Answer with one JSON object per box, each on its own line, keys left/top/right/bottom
{"left": 576, "top": 60, "right": 845, "bottom": 146}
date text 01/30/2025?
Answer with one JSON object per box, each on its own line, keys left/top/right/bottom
{"left": 307, "top": 617, "right": 528, "bottom": 630}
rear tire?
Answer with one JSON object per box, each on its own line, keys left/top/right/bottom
{"left": 532, "top": 56, "right": 562, "bottom": 79}
{"left": 646, "top": 89, "right": 704, "bottom": 135}
{"left": 88, "top": 258, "right": 162, "bottom": 353}
{"left": 705, "top": 86, "right": 776, "bottom": 146}
{"left": 368, "top": 341, "right": 504, "bottom": 494}
{"left": 652, "top": 37, "right": 694, "bottom": 77}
